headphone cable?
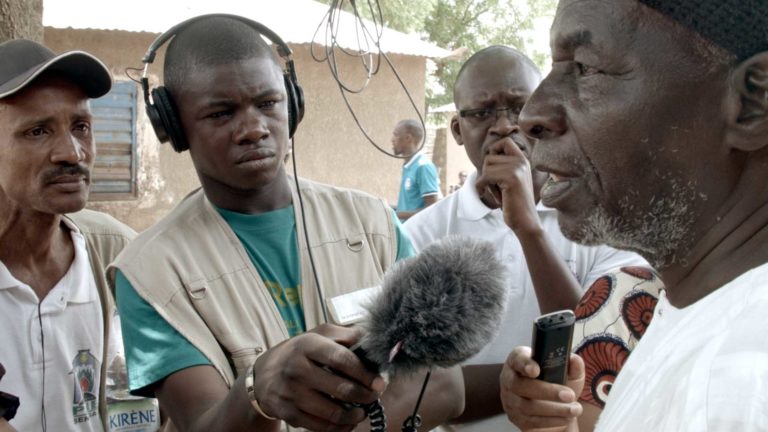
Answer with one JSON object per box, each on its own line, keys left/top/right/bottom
{"left": 37, "top": 303, "right": 47, "bottom": 432}
{"left": 312, "top": 0, "right": 427, "bottom": 160}
{"left": 290, "top": 137, "right": 329, "bottom": 324}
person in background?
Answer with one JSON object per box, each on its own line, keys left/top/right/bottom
{"left": 0, "top": 39, "right": 135, "bottom": 431}
{"left": 457, "top": 170, "right": 468, "bottom": 189}
{"left": 392, "top": 119, "right": 441, "bottom": 220}
{"left": 502, "top": 1, "right": 768, "bottom": 430}
{"left": 112, "top": 15, "right": 463, "bottom": 432}
{"left": 448, "top": 170, "right": 468, "bottom": 194}
{"left": 404, "top": 45, "right": 651, "bottom": 432}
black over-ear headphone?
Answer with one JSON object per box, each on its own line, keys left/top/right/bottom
{"left": 140, "top": 13, "right": 305, "bottom": 153}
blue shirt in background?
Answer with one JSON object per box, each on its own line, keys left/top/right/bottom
{"left": 397, "top": 153, "right": 440, "bottom": 212}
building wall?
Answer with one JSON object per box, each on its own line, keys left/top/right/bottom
{"left": 431, "top": 128, "right": 448, "bottom": 194}
{"left": 432, "top": 113, "right": 475, "bottom": 194}
{"left": 287, "top": 45, "right": 426, "bottom": 206}
{"left": 45, "top": 27, "right": 426, "bottom": 231}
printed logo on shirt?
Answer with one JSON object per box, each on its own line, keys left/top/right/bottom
{"left": 266, "top": 281, "right": 302, "bottom": 309}
{"left": 265, "top": 281, "right": 306, "bottom": 337}
{"left": 404, "top": 178, "right": 413, "bottom": 190}
{"left": 70, "top": 349, "right": 99, "bottom": 424}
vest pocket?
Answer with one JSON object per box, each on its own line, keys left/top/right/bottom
{"left": 229, "top": 347, "right": 265, "bottom": 378}
{"left": 182, "top": 271, "right": 273, "bottom": 348}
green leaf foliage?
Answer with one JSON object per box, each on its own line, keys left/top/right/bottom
{"left": 424, "top": 0, "right": 557, "bottom": 107}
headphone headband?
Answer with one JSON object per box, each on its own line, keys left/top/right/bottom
{"left": 141, "top": 13, "right": 293, "bottom": 65}
{"left": 141, "top": 13, "right": 305, "bottom": 152}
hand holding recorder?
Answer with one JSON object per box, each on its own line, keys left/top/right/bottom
{"left": 499, "top": 311, "right": 586, "bottom": 432}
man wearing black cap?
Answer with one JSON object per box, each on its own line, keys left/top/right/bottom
{"left": 0, "top": 39, "right": 135, "bottom": 431}
{"left": 500, "top": 1, "right": 768, "bottom": 431}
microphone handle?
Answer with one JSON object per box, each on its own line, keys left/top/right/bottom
{"left": 349, "top": 341, "right": 382, "bottom": 373}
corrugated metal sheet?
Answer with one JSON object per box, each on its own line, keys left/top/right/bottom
{"left": 430, "top": 102, "right": 456, "bottom": 113}
{"left": 42, "top": 0, "right": 450, "bottom": 59}
{"left": 89, "top": 81, "right": 137, "bottom": 199}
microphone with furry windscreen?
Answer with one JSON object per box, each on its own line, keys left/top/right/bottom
{"left": 350, "top": 236, "right": 507, "bottom": 431}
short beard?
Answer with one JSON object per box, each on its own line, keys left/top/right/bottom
{"left": 561, "top": 179, "right": 700, "bottom": 270}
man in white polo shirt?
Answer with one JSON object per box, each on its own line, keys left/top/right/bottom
{"left": 0, "top": 39, "right": 135, "bottom": 432}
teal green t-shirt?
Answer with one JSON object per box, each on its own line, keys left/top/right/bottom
{"left": 216, "top": 206, "right": 305, "bottom": 337}
{"left": 116, "top": 206, "right": 414, "bottom": 394}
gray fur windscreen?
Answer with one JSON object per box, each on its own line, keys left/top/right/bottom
{"left": 359, "top": 236, "right": 507, "bottom": 376}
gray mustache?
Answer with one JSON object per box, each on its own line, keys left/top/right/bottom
{"left": 42, "top": 165, "right": 90, "bottom": 183}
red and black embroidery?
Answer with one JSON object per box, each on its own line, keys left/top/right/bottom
{"left": 621, "top": 291, "right": 658, "bottom": 340}
{"left": 620, "top": 266, "right": 655, "bottom": 281}
{"left": 575, "top": 275, "right": 615, "bottom": 320}
{"left": 574, "top": 335, "right": 630, "bottom": 408}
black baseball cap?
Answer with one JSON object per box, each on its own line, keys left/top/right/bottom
{"left": 0, "top": 39, "right": 112, "bottom": 99}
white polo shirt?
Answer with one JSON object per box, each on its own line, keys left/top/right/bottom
{"left": 0, "top": 218, "right": 105, "bottom": 432}
{"left": 404, "top": 170, "right": 648, "bottom": 432}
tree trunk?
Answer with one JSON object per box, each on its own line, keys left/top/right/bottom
{"left": 0, "top": 0, "right": 43, "bottom": 43}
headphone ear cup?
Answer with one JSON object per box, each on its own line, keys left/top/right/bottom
{"left": 145, "top": 89, "right": 169, "bottom": 144}
{"left": 151, "top": 87, "right": 189, "bottom": 152}
{"left": 284, "top": 74, "right": 305, "bottom": 138}
{"left": 294, "top": 82, "right": 305, "bottom": 125}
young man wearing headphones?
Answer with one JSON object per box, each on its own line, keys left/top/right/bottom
{"left": 111, "top": 15, "right": 463, "bottom": 432}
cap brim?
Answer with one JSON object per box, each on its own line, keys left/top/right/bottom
{"left": 0, "top": 50, "right": 112, "bottom": 99}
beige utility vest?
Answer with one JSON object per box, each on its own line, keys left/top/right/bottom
{"left": 66, "top": 209, "right": 137, "bottom": 431}
{"left": 112, "top": 178, "right": 397, "bottom": 388}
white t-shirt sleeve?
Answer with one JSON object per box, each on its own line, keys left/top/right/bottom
{"left": 582, "top": 246, "right": 650, "bottom": 289}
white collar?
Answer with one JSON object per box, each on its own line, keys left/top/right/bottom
{"left": 0, "top": 218, "right": 95, "bottom": 304}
